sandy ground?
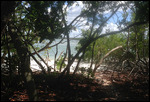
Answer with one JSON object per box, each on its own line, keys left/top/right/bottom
{"left": 30, "top": 59, "right": 100, "bottom": 72}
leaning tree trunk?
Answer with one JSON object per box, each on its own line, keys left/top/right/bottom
{"left": 28, "top": 42, "right": 48, "bottom": 74}
{"left": 59, "top": 22, "right": 147, "bottom": 78}
{"left": 92, "top": 46, "right": 123, "bottom": 75}
{"left": 9, "top": 27, "right": 38, "bottom": 101}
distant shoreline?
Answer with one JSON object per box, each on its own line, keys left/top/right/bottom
{"left": 63, "top": 37, "right": 82, "bottom": 40}
{"left": 30, "top": 59, "right": 106, "bottom": 72}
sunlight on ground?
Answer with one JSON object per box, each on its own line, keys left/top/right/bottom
{"left": 102, "top": 79, "right": 111, "bottom": 86}
{"left": 95, "top": 72, "right": 112, "bottom": 86}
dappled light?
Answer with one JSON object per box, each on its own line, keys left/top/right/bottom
{"left": 1, "top": 1, "right": 149, "bottom": 101}
{"left": 7, "top": 72, "right": 149, "bottom": 101}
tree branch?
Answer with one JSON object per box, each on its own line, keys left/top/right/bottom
{"left": 59, "top": 21, "right": 147, "bottom": 77}
{"left": 93, "top": 46, "right": 123, "bottom": 74}
{"left": 92, "top": 4, "right": 121, "bottom": 37}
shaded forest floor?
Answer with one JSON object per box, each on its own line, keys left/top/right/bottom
{"left": 2, "top": 71, "right": 149, "bottom": 101}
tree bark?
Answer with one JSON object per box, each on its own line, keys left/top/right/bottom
{"left": 59, "top": 4, "right": 124, "bottom": 77}
{"left": 73, "top": 48, "right": 86, "bottom": 75}
{"left": 92, "top": 46, "right": 123, "bottom": 75}
{"left": 5, "top": 32, "right": 12, "bottom": 76}
{"left": 89, "top": 42, "right": 95, "bottom": 74}
{"left": 16, "top": 27, "right": 47, "bottom": 74}
{"left": 59, "top": 48, "right": 68, "bottom": 72}
{"left": 58, "top": 21, "right": 147, "bottom": 78}
{"left": 9, "top": 27, "right": 38, "bottom": 101}
{"left": 28, "top": 51, "right": 46, "bottom": 74}
{"left": 29, "top": 42, "right": 50, "bottom": 73}
{"left": 66, "top": 34, "right": 71, "bottom": 74}
{"left": 31, "top": 36, "right": 65, "bottom": 56}
{"left": 60, "top": 7, "right": 71, "bottom": 74}
{"left": 54, "top": 45, "right": 58, "bottom": 71}
{"left": 31, "top": 40, "right": 52, "bottom": 55}
{"left": 134, "top": 27, "right": 138, "bottom": 61}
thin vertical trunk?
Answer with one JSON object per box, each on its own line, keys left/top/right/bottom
{"left": 73, "top": 48, "right": 86, "bottom": 75}
{"left": 127, "top": 29, "right": 129, "bottom": 51}
{"left": 148, "top": 31, "right": 149, "bottom": 55}
{"left": 93, "top": 56, "right": 104, "bottom": 75}
{"left": 54, "top": 45, "right": 58, "bottom": 71}
{"left": 59, "top": 39, "right": 93, "bottom": 78}
{"left": 89, "top": 11, "right": 97, "bottom": 37}
{"left": 126, "top": 28, "right": 130, "bottom": 67}
{"left": 66, "top": 34, "right": 71, "bottom": 74}
{"left": 88, "top": 42, "right": 95, "bottom": 76}
{"left": 46, "top": 50, "right": 51, "bottom": 74}
{"left": 1, "top": 52, "right": 6, "bottom": 64}
{"left": 60, "top": 7, "right": 71, "bottom": 75}
{"left": 142, "top": 26, "right": 145, "bottom": 58}
{"left": 59, "top": 48, "right": 68, "bottom": 72}
{"left": 135, "top": 27, "right": 138, "bottom": 61}
{"left": 6, "top": 32, "right": 12, "bottom": 76}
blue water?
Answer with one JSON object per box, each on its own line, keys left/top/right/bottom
{"left": 31, "top": 39, "right": 79, "bottom": 60}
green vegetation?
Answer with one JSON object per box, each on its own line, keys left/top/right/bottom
{"left": 1, "top": 1, "right": 149, "bottom": 101}
{"left": 56, "top": 56, "right": 66, "bottom": 71}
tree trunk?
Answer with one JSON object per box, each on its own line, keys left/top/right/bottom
{"left": 31, "top": 40, "right": 52, "bottom": 55}
{"left": 142, "top": 26, "right": 145, "bottom": 58}
{"left": 9, "top": 28, "right": 38, "bottom": 101}
{"left": 66, "top": 33, "right": 71, "bottom": 74}
{"left": 92, "top": 46, "right": 123, "bottom": 75}
{"left": 60, "top": 7, "right": 71, "bottom": 75}
{"left": 135, "top": 27, "right": 138, "bottom": 61}
{"left": 21, "top": 53, "right": 38, "bottom": 101}
{"left": 54, "top": 45, "right": 58, "bottom": 71}
{"left": 5, "top": 32, "right": 12, "bottom": 76}
{"left": 127, "top": 28, "right": 130, "bottom": 54}
{"left": 88, "top": 42, "right": 95, "bottom": 77}
{"left": 59, "top": 22, "right": 147, "bottom": 78}
{"left": 59, "top": 48, "right": 68, "bottom": 72}
{"left": 29, "top": 51, "right": 46, "bottom": 74}
{"left": 73, "top": 48, "right": 86, "bottom": 75}
{"left": 29, "top": 42, "right": 51, "bottom": 74}
{"left": 59, "top": 39, "right": 92, "bottom": 78}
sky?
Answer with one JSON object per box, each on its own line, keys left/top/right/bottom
{"left": 25, "top": 1, "right": 133, "bottom": 38}
{"left": 64, "top": 1, "right": 132, "bottom": 38}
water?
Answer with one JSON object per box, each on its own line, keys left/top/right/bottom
{"left": 31, "top": 39, "right": 79, "bottom": 60}
{"left": 30, "top": 39, "right": 107, "bottom": 72}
